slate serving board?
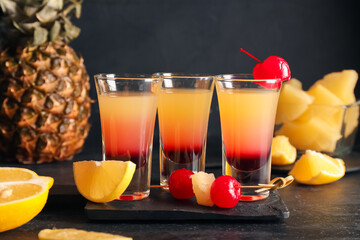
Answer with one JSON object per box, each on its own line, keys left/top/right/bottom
{"left": 272, "top": 151, "right": 360, "bottom": 174}
{"left": 85, "top": 188, "right": 289, "bottom": 221}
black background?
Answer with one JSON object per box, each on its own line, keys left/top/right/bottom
{"left": 70, "top": 0, "right": 360, "bottom": 163}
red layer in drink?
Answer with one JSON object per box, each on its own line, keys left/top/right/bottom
{"left": 105, "top": 151, "right": 148, "bottom": 169}
{"left": 226, "top": 151, "right": 270, "bottom": 171}
{"left": 163, "top": 147, "right": 203, "bottom": 164}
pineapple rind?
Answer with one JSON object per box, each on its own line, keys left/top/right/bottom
{"left": 0, "top": 42, "right": 91, "bottom": 164}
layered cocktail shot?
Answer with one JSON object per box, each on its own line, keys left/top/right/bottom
{"left": 157, "top": 73, "right": 214, "bottom": 189}
{"left": 216, "top": 74, "right": 281, "bottom": 201}
{"left": 94, "top": 74, "right": 161, "bottom": 200}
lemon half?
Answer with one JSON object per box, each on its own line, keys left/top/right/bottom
{"left": 0, "top": 167, "right": 53, "bottom": 232}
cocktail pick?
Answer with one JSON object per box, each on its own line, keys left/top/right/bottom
{"left": 255, "top": 175, "right": 294, "bottom": 193}
{"left": 151, "top": 175, "right": 294, "bottom": 192}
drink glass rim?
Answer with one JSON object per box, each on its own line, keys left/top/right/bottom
{"left": 154, "top": 72, "right": 214, "bottom": 79}
{"left": 94, "top": 73, "right": 160, "bottom": 81}
{"left": 216, "top": 74, "right": 281, "bottom": 82}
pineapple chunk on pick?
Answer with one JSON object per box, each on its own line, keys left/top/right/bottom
{"left": 191, "top": 172, "right": 215, "bottom": 207}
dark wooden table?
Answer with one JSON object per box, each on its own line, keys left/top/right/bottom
{"left": 1, "top": 151, "right": 360, "bottom": 240}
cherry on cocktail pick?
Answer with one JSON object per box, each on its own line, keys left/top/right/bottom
{"left": 210, "top": 175, "right": 241, "bottom": 208}
{"left": 168, "top": 168, "right": 195, "bottom": 199}
{"left": 240, "top": 48, "right": 291, "bottom": 89}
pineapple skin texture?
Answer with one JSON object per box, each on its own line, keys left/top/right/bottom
{"left": 0, "top": 42, "right": 91, "bottom": 164}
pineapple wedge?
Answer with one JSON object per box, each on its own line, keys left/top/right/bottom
{"left": 271, "top": 135, "right": 297, "bottom": 165}
{"left": 286, "top": 78, "right": 303, "bottom": 89}
{"left": 275, "top": 84, "right": 314, "bottom": 124}
{"left": 302, "top": 83, "right": 345, "bottom": 131}
{"left": 344, "top": 102, "right": 360, "bottom": 138}
{"left": 275, "top": 70, "right": 358, "bottom": 155}
{"left": 276, "top": 117, "right": 342, "bottom": 153}
{"left": 314, "top": 70, "right": 358, "bottom": 105}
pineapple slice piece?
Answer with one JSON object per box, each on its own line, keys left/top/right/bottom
{"left": 276, "top": 117, "right": 342, "bottom": 153}
{"left": 308, "top": 83, "right": 344, "bottom": 105}
{"left": 314, "top": 70, "right": 358, "bottom": 105}
{"left": 344, "top": 103, "right": 360, "bottom": 138}
{"left": 301, "top": 83, "right": 345, "bottom": 131}
{"left": 286, "top": 78, "right": 303, "bottom": 89}
{"left": 271, "top": 135, "right": 297, "bottom": 165}
{"left": 191, "top": 171, "right": 215, "bottom": 207}
{"left": 275, "top": 84, "right": 314, "bottom": 124}
{"left": 298, "top": 105, "right": 344, "bottom": 132}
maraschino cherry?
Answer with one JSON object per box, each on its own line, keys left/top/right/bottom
{"left": 210, "top": 175, "right": 241, "bottom": 208}
{"left": 240, "top": 48, "right": 291, "bottom": 82}
{"left": 168, "top": 169, "right": 195, "bottom": 199}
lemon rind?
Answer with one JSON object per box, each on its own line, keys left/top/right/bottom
{"left": 73, "top": 160, "right": 136, "bottom": 203}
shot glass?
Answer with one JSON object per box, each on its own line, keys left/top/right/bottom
{"left": 156, "top": 73, "right": 214, "bottom": 189}
{"left": 94, "top": 73, "right": 161, "bottom": 200}
{"left": 215, "top": 74, "right": 281, "bottom": 201}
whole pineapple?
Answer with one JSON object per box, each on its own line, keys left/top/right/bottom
{"left": 0, "top": 0, "right": 91, "bottom": 163}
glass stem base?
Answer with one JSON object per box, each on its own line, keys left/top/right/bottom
{"left": 239, "top": 189, "right": 269, "bottom": 201}
{"left": 223, "top": 151, "right": 271, "bottom": 202}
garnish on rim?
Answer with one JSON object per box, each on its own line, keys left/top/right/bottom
{"left": 240, "top": 48, "right": 291, "bottom": 89}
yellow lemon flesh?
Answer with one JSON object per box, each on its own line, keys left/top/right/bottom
{"left": 73, "top": 160, "right": 136, "bottom": 203}
{"left": 271, "top": 135, "right": 297, "bottom": 165}
{"left": 38, "top": 228, "right": 132, "bottom": 240}
{"left": 289, "top": 150, "right": 345, "bottom": 185}
{"left": 0, "top": 167, "right": 53, "bottom": 232}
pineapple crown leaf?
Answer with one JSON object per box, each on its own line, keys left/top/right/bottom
{"left": 0, "top": 0, "right": 83, "bottom": 48}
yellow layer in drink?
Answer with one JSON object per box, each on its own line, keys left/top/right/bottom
{"left": 158, "top": 89, "right": 213, "bottom": 152}
{"left": 217, "top": 88, "right": 279, "bottom": 170}
{"left": 98, "top": 92, "right": 158, "bottom": 163}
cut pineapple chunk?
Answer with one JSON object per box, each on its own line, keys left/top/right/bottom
{"left": 315, "top": 70, "right": 358, "bottom": 105}
{"left": 297, "top": 105, "right": 344, "bottom": 132}
{"left": 344, "top": 102, "right": 360, "bottom": 138}
{"left": 275, "top": 84, "right": 314, "bottom": 124}
{"left": 308, "top": 83, "right": 344, "bottom": 105}
{"left": 271, "top": 135, "right": 297, "bottom": 165}
{"left": 286, "top": 78, "right": 302, "bottom": 89}
{"left": 191, "top": 172, "right": 215, "bottom": 207}
{"left": 276, "top": 117, "right": 342, "bottom": 153}
{"left": 301, "top": 83, "right": 345, "bottom": 131}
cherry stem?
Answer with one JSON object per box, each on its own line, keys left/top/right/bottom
{"left": 240, "top": 48, "right": 262, "bottom": 63}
